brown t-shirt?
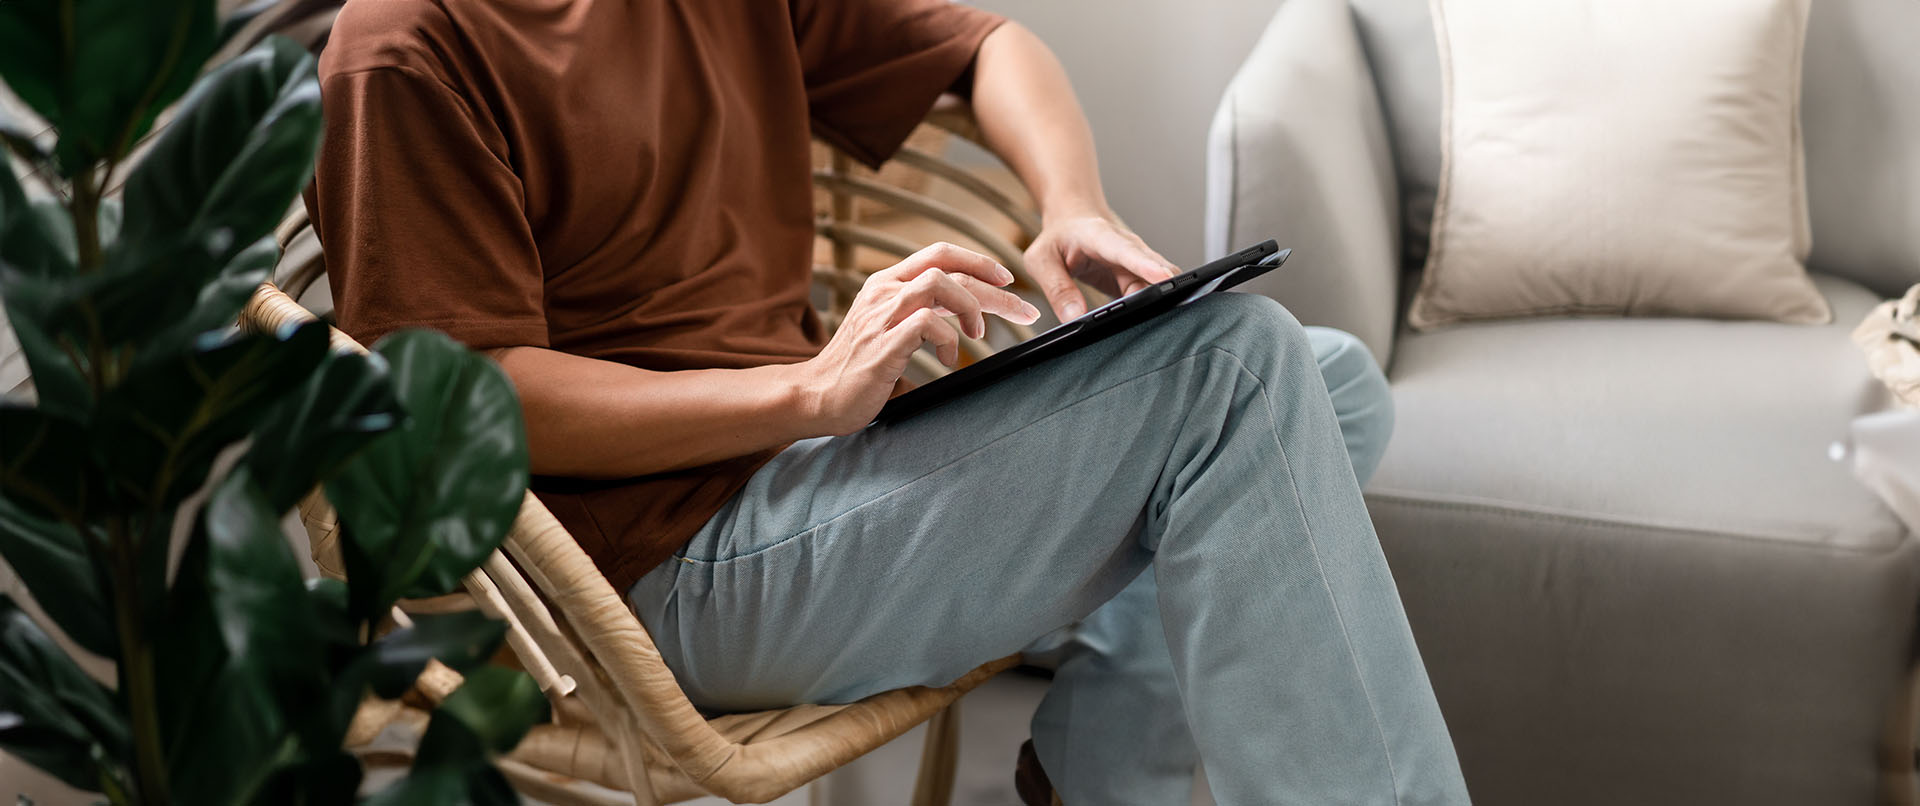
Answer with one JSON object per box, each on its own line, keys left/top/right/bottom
{"left": 311, "top": 0, "right": 1004, "bottom": 588}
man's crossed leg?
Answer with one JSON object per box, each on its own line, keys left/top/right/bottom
{"left": 1024, "top": 325, "right": 1402, "bottom": 804}
{"left": 629, "top": 294, "right": 1466, "bottom": 805}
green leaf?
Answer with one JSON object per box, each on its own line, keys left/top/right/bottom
{"left": 418, "top": 666, "right": 548, "bottom": 765}
{"left": 244, "top": 349, "right": 400, "bottom": 514}
{"left": 0, "top": 176, "right": 75, "bottom": 279}
{"left": 327, "top": 330, "right": 528, "bottom": 613}
{"left": 0, "top": 408, "right": 110, "bottom": 658}
{"left": 0, "top": 0, "right": 220, "bottom": 171}
{"left": 293, "top": 578, "right": 367, "bottom": 745}
{"left": 201, "top": 468, "right": 323, "bottom": 691}
{"left": 91, "top": 321, "right": 328, "bottom": 509}
{"left": 2, "top": 35, "right": 318, "bottom": 369}
{"left": 355, "top": 667, "right": 545, "bottom": 806}
{"left": 116, "top": 35, "right": 320, "bottom": 284}
{"left": 139, "top": 234, "right": 279, "bottom": 364}
{"left": 0, "top": 299, "right": 90, "bottom": 416}
{"left": 0, "top": 294, "right": 90, "bottom": 419}
{"left": 0, "top": 2, "right": 61, "bottom": 135}
{"left": 356, "top": 611, "right": 508, "bottom": 701}
{"left": 0, "top": 594, "right": 126, "bottom": 794}
{"left": 0, "top": 161, "right": 75, "bottom": 284}
{"left": 336, "top": 521, "right": 389, "bottom": 627}
{"left": 157, "top": 550, "right": 278, "bottom": 806}
{"left": 0, "top": 164, "right": 86, "bottom": 415}
{"left": 259, "top": 748, "right": 362, "bottom": 806}
{"left": 160, "top": 468, "right": 320, "bottom": 806}
{"left": 0, "top": 406, "right": 90, "bottom": 520}
{"left": 0, "top": 498, "right": 113, "bottom": 659}
{"left": 91, "top": 34, "right": 319, "bottom": 355}
{"left": 304, "top": 578, "right": 360, "bottom": 651}
{"left": 0, "top": 266, "right": 91, "bottom": 418}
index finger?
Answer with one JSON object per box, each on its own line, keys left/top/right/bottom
{"left": 1097, "top": 230, "right": 1179, "bottom": 287}
{"left": 880, "top": 242, "right": 1016, "bottom": 287}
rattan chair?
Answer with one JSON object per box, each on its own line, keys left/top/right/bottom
{"left": 248, "top": 107, "right": 1070, "bottom": 805}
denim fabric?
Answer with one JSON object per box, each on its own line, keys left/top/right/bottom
{"left": 1024, "top": 326, "right": 1399, "bottom": 804}
{"left": 630, "top": 293, "right": 1467, "bottom": 805}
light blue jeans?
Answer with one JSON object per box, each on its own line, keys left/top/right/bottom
{"left": 631, "top": 293, "right": 1467, "bottom": 805}
{"left": 1022, "top": 319, "right": 1401, "bottom": 804}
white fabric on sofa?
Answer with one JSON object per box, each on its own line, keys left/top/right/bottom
{"left": 1344, "top": 0, "right": 1920, "bottom": 297}
{"left": 1411, "top": 0, "right": 1830, "bottom": 328}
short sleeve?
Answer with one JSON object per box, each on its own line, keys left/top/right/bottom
{"left": 791, "top": 0, "right": 1005, "bottom": 168}
{"left": 308, "top": 66, "right": 549, "bottom": 351}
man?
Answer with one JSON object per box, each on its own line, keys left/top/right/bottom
{"left": 310, "top": 0, "right": 1469, "bottom": 802}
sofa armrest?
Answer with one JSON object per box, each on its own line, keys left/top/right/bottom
{"left": 1205, "top": 0, "right": 1402, "bottom": 364}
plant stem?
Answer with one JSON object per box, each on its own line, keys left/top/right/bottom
{"left": 75, "top": 162, "right": 167, "bottom": 805}
{"left": 108, "top": 514, "right": 169, "bottom": 806}
{"left": 70, "top": 166, "right": 101, "bottom": 274}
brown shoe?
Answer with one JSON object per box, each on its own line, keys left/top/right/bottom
{"left": 1014, "top": 739, "right": 1063, "bottom": 806}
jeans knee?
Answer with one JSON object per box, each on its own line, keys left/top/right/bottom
{"left": 1307, "top": 328, "right": 1394, "bottom": 483}
{"left": 1189, "top": 291, "right": 1312, "bottom": 362}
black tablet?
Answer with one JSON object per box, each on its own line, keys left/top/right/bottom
{"left": 873, "top": 239, "right": 1289, "bottom": 425}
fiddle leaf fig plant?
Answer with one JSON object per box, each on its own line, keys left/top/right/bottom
{"left": 0, "top": 1, "right": 548, "bottom": 803}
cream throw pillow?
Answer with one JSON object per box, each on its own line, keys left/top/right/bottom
{"left": 1408, "top": 0, "right": 1832, "bottom": 330}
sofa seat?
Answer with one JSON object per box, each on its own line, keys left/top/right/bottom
{"left": 1368, "top": 273, "right": 1920, "bottom": 804}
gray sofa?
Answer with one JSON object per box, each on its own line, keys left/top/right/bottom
{"left": 1205, "top": 0, "right": 1920, "bottom": 803}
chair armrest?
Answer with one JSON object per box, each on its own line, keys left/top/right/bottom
{"left": 1205, "top": 0, "right": 1402, "bottom": 364}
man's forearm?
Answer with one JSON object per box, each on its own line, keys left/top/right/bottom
{"left": 971, "top": 23, "right": 1111, "bottom": 222}
{"left": 491, "top": 346, "right": 816, "bottom": 478}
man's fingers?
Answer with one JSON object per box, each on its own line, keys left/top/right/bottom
{"left": 1140, "top": 238, "right": 1180, "bottom": 276}
{"left": 881, "top": 242, "right": 1015, "bottom": 287}
{"left": 951, "top": 273, "right": 1042, "bottom": 325}
{"left": 897, "top": 269, "right": 985, "bottom": 338}
{"left": 889, "top": 307, "right": 961, "bottom": 367}
{"left": 1123, "top": 228, "right": 1181, "bottom": 276}
{"left": 894, "top": 271, "right": 1041, "bottom": 338}
{"left": 1098, "top": 229, "right": 1177, "bottom": 287}
{"left": 1025, "top": 245, "right": 1088, "bottom": 322}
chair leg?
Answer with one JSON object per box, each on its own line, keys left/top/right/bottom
{"left": 910, "top": 703, "right": 961, "bottom": 806}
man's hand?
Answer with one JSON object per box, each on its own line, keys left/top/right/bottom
{"left": 790, "top": 242, "right": 1041, "bottom": 435}
{"left": 1024, "top": 213, "right": 1181, "bottom": 322}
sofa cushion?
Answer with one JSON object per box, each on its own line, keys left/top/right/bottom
{"left": 1374, "top": 272, "right": 1896, "bottom": 545}
{"left": 1368, "top": 272, "right": 1916, "bottom": 804}
{"left": 1348, "top": 0, "right": 1920, "bottom": 297}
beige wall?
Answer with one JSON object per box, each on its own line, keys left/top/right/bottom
{"left": 969, "top": 0, "right": 1286, "bottom": 265}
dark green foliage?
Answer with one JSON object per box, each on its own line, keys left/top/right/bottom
{"left": 244, "top": 350, "right": 402, "bottom": 514}
{"left": 360, "top": 667, "right": 549, "bottom": 806}
{"left": 0, "top": 0, "right": 220, "bottom": 174}
{"left": 0, "top": 4, "right": 546, "bottom": 804}
{"left": 0, "top": 595, "right": 126, "bottom": 793}
{"left": 328, "top": 331, "right": 531, "bottom": 616}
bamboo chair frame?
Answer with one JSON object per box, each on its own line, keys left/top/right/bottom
{"left": 250, "top": 108, "right": 1052, "bottom": 805}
